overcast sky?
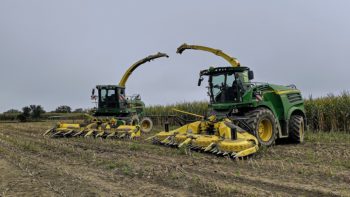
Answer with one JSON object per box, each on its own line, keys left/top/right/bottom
{"left": 0, "top": 0, "right": 349, "bottom": 112}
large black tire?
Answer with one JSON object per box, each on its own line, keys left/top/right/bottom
{"left": 245, "top": 108, "right": 279, "bottom": 146}
{"left": 140, "top": 117, "right": 153, "bottom": 133}
{"left": 289, "top": 115, "right": 304, "bottom": 143}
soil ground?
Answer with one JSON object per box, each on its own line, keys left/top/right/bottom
{"left": 0, "top": 122, "right": 349, "bottom": 197}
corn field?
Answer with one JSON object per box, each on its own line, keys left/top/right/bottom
{"left": 305, "top": 92, "right": 350, "bottom": 132}
{"left": 144, "top": 101, "right": 208, "bottom": 125}
{"left": 145, "top": 92, "right": 350, "bottom": 133}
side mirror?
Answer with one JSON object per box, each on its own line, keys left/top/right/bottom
{"left": 198, "top": 77, "right": 204, "bottom": 86}
{"left": 248, "top": 70, "right": 254, "bottom": 80}
{"left": 91, "top": 88, "right": 97, "bottom": 100}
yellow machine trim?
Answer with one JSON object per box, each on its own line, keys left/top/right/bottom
{"left": 172, "top": 108, "right": 205, "bottom": 119}
{"left": 176, "top": 43, "right": 240, "bottom": 67}
{"left": 274, "top": 90, "right": 301, "bottom": 95}
{"left": 58, "top": 123, "right": 80, "bottom": 129}
{"left": 118, "top": 52, "right": 169, "bottom": 87}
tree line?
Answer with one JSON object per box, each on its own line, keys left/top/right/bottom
{"left": 1, "top": 105, "right": 89, "bottom": 122}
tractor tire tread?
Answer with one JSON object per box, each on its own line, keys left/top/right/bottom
{"left": 245, "top": 108, "right": 279, "bottom": 146}
{"left": 289, "top": 115, "right": 304, "bottom": 143}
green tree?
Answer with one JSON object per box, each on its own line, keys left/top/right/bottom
{"left": 17, "top": 106, "right": 31, "bottom": 122}
{"left": 73, "top": 108, "right": 83, "bottom": 113}
{"left": 4, "top": 109, "right": 21, "bottom": 114}
{"left": 22, "top": 106, "right": 31, "bottom": 118}
{"left": 30, "top": 105, "right": 45, "bottom": 118}
{"left": 17, "top": 114, "right": 27, "bottom": 122}
{"left": 55, "top": 105, "right": 71, "bottom": 113}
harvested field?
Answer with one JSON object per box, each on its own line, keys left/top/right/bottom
{"left": 0, "top": 122, "right": 349, "bottom": 196}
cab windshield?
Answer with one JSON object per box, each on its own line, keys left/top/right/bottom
{"left": 208, "top": 71, "right": 248, "bottom": 103}
{"left": 99, "top": 88, "right": 118, "bottom": 108}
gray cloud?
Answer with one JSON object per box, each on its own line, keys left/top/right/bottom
{"left": 0, "top": 0, "right": 349, "bottom": 112}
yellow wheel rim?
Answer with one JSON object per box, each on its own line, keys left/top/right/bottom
{"left": 141, "top": 121, "right": 150, "bottom": 130}
{"left": 258, "top": 119, "right": 273, "bottom": 142}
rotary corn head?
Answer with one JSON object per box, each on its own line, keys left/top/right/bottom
{"left": 148, "top": 115, "right": 259, "bottom": 158}
{"left": 44, "top": 117, "right": 141, "bottom": 139}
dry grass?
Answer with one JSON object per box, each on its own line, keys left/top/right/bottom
{"left": 0, "top": 122, "right": 349, "bottom": 196}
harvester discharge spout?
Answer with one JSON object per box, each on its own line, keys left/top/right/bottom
{"left": 176, "top": 43, "right": 240, "bottom": 67}
{"left": 118, "top": 52, "right": 169, "bottom": 87}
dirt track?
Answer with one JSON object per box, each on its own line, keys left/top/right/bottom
{"left": 0, "top": 122, "right": 349, "bottom": 197}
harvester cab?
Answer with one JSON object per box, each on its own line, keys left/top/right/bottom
{"left": 199, "top": 66, "right": 254, "bottom": 104}
{"left": 149, "top": 43, "right": 306, "bottom": 158}
{"left": 92, "top": 85, "right": 142, "bottom": 117}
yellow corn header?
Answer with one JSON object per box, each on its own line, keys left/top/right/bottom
{"left": 148, "top": 109, "right": 259, "bottom": 158}
{"left": 44, "top": 118, "right": 141, "bottom": 139}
